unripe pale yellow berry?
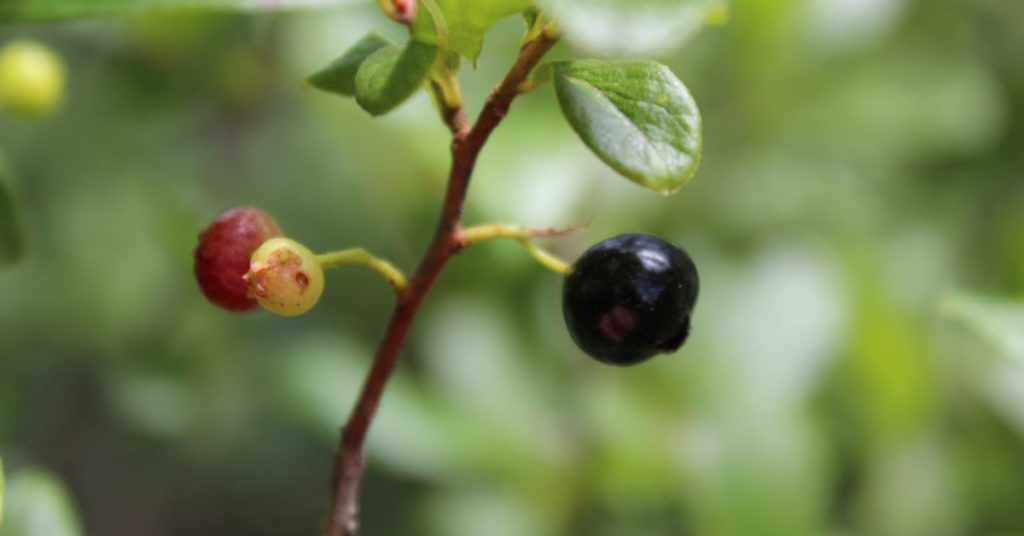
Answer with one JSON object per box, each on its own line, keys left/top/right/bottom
{"left": 0, "top": 40, "right": 65, "bottom": 119}
{"left": 244, "top": 237, "right": 324, "bottom": 317}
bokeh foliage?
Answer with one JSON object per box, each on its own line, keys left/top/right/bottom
{"left": 2, "top": 0, "right": 1024, "bottom": 534}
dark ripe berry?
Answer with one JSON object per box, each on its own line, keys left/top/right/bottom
{"left": 563, "top": 234, "right": 699, "bottom": 366}
{"left": 194, "top": 207, "right": 282, "bottom": 311}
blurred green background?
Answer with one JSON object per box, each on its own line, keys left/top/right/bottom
{"left": 2, "top": 0, "right": 1024, "bottom": 534}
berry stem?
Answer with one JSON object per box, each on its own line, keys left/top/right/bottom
{"left": 316, "top": 249, "right": 409, "bottom": 295}
{"left": 323, "top": 26, "right": 560, "bottom": 536}
{"left": 517, "top": 239, "right": 572, "bottom": 275}
{"left": 458, "top": 223, "right": 577, "bottom": 275}
{"left": 458, "top": 222, "right": 580, "bottom": 244}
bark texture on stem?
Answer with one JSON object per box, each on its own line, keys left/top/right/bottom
{"left": 323, "top": 29, "right": 559, "bottom": 536}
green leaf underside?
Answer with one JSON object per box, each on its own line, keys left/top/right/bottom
{"left": 307, "top": 32, "right": 393, "bottom": 97}
{"left": 354, "top": 40, "right": 438, "bottom": 116}
{"left": 0, "top": 165, "right": 26, "bottom": 268}
{"left": 554, "top": 60, "right": 702, "bottom": 194}
{"left": 412, "top": 0, "right": 534, "bottom": 62}
{"left": 0, "top": 0, "right": 358, "bottom": 22}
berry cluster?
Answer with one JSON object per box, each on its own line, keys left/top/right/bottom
{"left": 194, "top": 208, "right": 699, "bottom": 365}
{"left": 193, "top": 207, "right": 322, "bottom": 316}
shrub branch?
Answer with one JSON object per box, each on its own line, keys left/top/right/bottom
{"left": 323, "top": 27, "right": 559, "bottom": 536}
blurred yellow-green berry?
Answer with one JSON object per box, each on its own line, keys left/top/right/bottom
{"left": 244, "top": 237, "right": 324, "bottom": 317}
{"left": 0, "top": 40, "right": 65, "bottom": 119}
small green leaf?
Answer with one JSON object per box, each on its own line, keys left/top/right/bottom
{"left": 412, "top": 0, "right": 534, "bottom": 62}
{"left": 0, "top": 469, "right": 83, "bottom": 536}
{"left": 354, "top": 40, "right": 438, "bottom": 116}
{"left": 553, "top": 59, "right": 702, "bottom": 194}
{"left": 307, "top": 32, "right": 393, "bottom": 97}
{"left": 522, "top": 7, "right": 540, "bottom": 29}
{"left": 944, "top": 292, "right": 1024, "bottom": 363}
{"left": 0, "top": 161, "right": 27, "bottom": 268}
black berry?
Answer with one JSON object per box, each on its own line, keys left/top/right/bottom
{"left": 562, "top": 234, "right": 699, "bottom": 365}
{"left": 194, "top": 206, "right": 282, "bottom": 311}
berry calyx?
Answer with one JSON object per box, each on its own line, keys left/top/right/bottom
{"left": 244, "top": 237, "right": 324, "bottom": 317}
{"left": 562, "top": 234, "right": 699, "bottom": 366}
{"left": 194, "top": 207, "right": 282, "bottom": 312}
{"left": 0, "top": 40, "right": 65, "bottom": 119}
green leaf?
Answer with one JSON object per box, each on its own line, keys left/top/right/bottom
{"left": 307, "top": 32, "right": 394, "bottom": 97}
{"left": 0, "top": 469, "right": 82, "bottom": 536}
{"left": 522, "top": 7, "right": 540, "bottom": 29}
{"left": 944, "top": 292, "right": 1024, "bottom": 363}
{"left": 0, "top": 161, "right": 27, "bottom": 268}
{"left": 539, "top": 0, "right": 725, "bottom": 55}
{"left": 412, "top": 0, "right": 534, "bottom": 62}
{"left": 0, "top": 0, "right": 360, "bottom": 22}
{"left": 354, "top": 40, "right": 438, "bottom": 116}
{"left": 553, "top": 59, "right": 702, "bottom": 194}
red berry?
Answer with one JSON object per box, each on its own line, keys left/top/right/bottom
{"left": 194, "top": 207, "right": 282, "bottom": 311}
{"left": 394, "top": 0, "right": 414, "bottom": 15}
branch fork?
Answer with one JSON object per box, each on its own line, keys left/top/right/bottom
{"left": 322, "top": 26, "right": 560, "bottom": 536}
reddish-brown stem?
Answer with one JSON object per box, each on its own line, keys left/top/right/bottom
{"left": 429, "top": 80, "right": 470, "bottom": 136}
{"left": 323, "top": 30, "right": 559, "bottom": 536}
